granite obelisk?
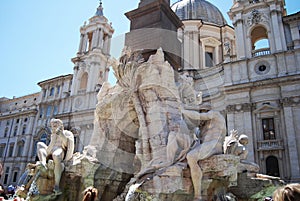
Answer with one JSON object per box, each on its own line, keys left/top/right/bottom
{"left": 125, "top": 0, "right": 182, "bottom": 70}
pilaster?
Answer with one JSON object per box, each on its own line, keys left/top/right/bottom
{"left": 282, "top": 105, "right": 300, "bottom": 179}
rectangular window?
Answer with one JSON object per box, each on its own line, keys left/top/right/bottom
{"left": 262, "top": 118, "right": 276, "bottom": 140}
{"left": 57, "top": 86, "right": 60, "bottom": 95}
{"left": 22, "top": 126, "right": 26, "bottom": 135}
{"left": 46, "top": 106, "right": 52, "bottom": 117}
{"left": 32, "top": 142, "right": 38, "bottom": 157}
{"left": 205, "top": 52, "right": 213, "bottom": 67}
{"left": 13, "top": 171, "right": 18, "bottom": 183}
{"left": 4, "top": 167, "right": 9, "bottom": 185}
{"left": 53, "top": 105, "right": 58, "bottom": 116}
{"left": 0, "top": 145, "right": 5, "bottom": 157}
{"left": 49, "top": 87, "right": 55, "bottom": 96}
{"left": 17, "top": 145, "right": 23, "bottom": 157}
{"left": 8, "top": 144, "right": 14, "bottom": 157}
{"left": 39, "top": 107, "right": 44, "bottom": 119}
{"left": 4, "top": 128, "right": 8, "bottom": 137}
{"left": 13, "top": 126, "right": 18, "bottom": 136}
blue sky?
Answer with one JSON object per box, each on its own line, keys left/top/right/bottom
{"left": 0, "top": 0, "right": 299, "bottom": 98}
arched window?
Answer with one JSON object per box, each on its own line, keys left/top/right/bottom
{"left": 266, "top": 156, "right": 280, "bottom": 177}
{"left": 4, "top": 127, "right": 8, "bottom": 137}
{"left": 12, "top": 170, "right": 18, "bottom": 183}
{"left": 87, "top": 32, "right": 93, "bottom": 51}
{"left": 17, "top": 141, "right": 25, "bottom": 157}
{"left": 0, "top": 144, "right": 6, "bottom": 157}
{"left": 22, "top": 125, "right": 26, "bottom": 135}
{"left": 251, "top": 26, "right": 270, "bottom": 57}
{"left": 57, "top": 86, "right": 60, "bottom": 95}
{"left": 13, "top": 126, "right": 18, "bottom": 136}
{"left": 40, "top": 133, "right": 48, "bottom": 144}
{"left": 32, "top": 132, "right": 49, "bottom": 157}
{"left": 8, "top": 143, "right": 14, "bottom": 157}
{"left": 46, "top": 105, "right": 52, "bottom": 117}
{"left": 4, "top": 167, "right": 10, "bottom": 185}
{"left": 49, "top": 87, "right": 55, "bottom": 96}
{"left": 79, "top": 72, "right": 88, "bottom": 90}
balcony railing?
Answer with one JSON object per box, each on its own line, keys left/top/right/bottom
{"left": 252, "top": 48, "right": 271, "bottom": 57}
{"left": 287, "top": 45, "right": 294, "bottom": 51}
{"left": 257, "top": 139, "right": 284, "bottom": 151}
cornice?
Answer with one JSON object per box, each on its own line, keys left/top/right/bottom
{"left": 224, "top": 74, "right": 300, "bottom": 93}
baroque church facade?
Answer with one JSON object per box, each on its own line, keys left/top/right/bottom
{"left": 0, "top": 0, "right": 299, "bottom": 186}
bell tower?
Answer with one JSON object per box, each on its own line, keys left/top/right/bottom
{"left": 70, "top": 1, "right": 114, "bottom": 110}
{"left": 228, "top": 0, "right": 287, "bottom": 59}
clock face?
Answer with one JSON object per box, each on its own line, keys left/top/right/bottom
{"left": 74, "top": 97, "right": 83, "bottom": 109}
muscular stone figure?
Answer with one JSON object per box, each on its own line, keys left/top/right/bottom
{"left": 182, "top": 107, "right": 226, "bottom": 201}
{"left": 37, "top": 118, "right": 74, "bottom": 194}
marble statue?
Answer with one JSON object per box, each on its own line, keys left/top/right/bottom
{"left": 182, "top": 105, "right": 226, "bottom": 200}
{"left": 47, "top": 47, "right": 274, "bottom": 201}
{"left": 224, "top": 129, "right": 248, "bottom": 159}
{"left": 36, "top": 118, "right": 74, "bottom": 194}
{"left": 224, "top": 129, "right": 259, "bottom": 174}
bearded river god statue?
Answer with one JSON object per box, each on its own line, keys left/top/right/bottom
{"left": 19, "top": 48, "right": 281, "bottom": 201}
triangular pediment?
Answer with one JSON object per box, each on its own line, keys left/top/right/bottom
{"left": 254, "top": 104, "right": 279, "bottom": 113}
{"left": 200, "top": 37, "right": 221, "bottom": 47}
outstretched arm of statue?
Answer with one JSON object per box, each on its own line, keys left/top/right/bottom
{"left": 182, "top": 109, "right": 214, "bottom": 121}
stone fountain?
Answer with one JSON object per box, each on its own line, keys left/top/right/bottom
{"left": 16, "top": 48, "right": 283, "bottom": 201}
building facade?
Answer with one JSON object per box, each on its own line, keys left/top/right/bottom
{"left": 0, "top": 2, "right": 114, "bottom": 186}
{"left": 0, "top": 0, "right": 299, "bottom": 186}
{"left": 172, "top": 0, "right": 300, "bottom": 182}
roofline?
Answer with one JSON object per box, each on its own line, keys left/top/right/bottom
{"left": 37, "top": 74, "right": 73, "bottom": 86}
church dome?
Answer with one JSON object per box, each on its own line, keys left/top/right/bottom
{"left": 171, "top": 0, "right": 227, "bottom": 26}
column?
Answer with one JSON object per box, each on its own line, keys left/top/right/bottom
{"left": 98, "top": 29, "right": 104, "bottom": 49}
{"left": 202, "top": 43, "right": 205, "bottom": 68}
{"left": 91, "top": 30, "right": 98, "bottom": 49}
{"left": 106, "top": 36, "right": 112, "bottom": 55}
{"left": 78, "top": 34, "right": 84, "bottom": 53}
{"left": 235, "top": 19, "right": 246, "bottom": 59}
{"left": 215, "top": 45, "right": 219, "bottom": 65}
{"left": 183, "top": 31, "right": 190, "bottom": 69}
{"left": 271, "top": 10, "right": 283, "bottom": 51}
{"left": 103, "top": 35, "right": 108, "bottom": 54}
{"left": 70, "top": 67, "right": 79, "bottom": 96}
{"left": 244, "top": 110, "right": 255, "bottom": 162}
{"left": 290, "top": 22, "right": 300, "bottom": 48}
{"left": 82, "top": 34, "right": 88, "bottom": 52}
{"left": 193, "top": 31, "right": 199, "bottom": 69}
{"left": 283, "top": 106, "right": 300, "bottom": 179}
